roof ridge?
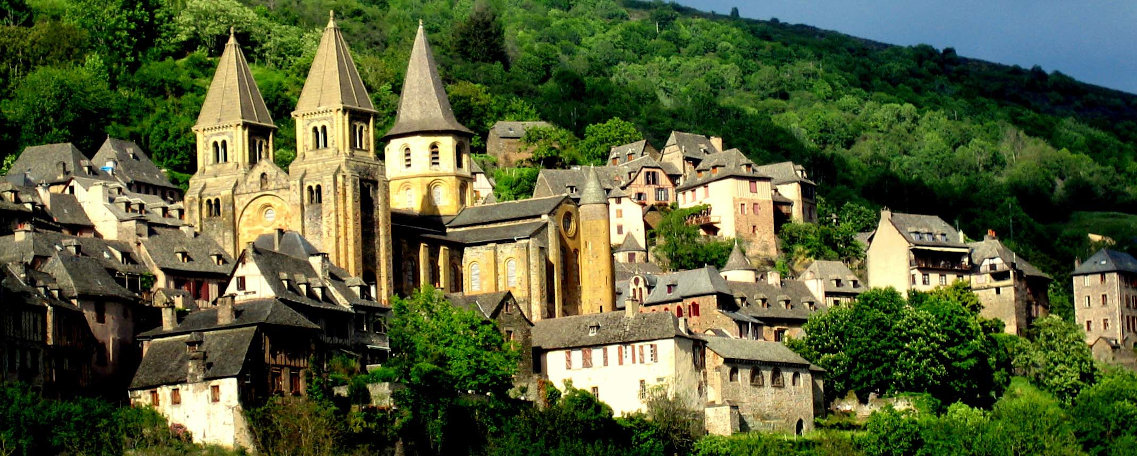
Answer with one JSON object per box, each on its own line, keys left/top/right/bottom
{"left": 196, "top": 29, "right": 275, "bottom": 128}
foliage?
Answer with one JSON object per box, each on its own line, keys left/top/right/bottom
{"left": 650, "top": 204, "right": 734, "bottom": 271}
{"left": 387, "top": 286, "right": 520, "bottom": 455}
{"left": 247, "top": 396, "right": 340, "bottom": 456}
{"left": 785, "top": 287, "right": 1009, "bottom": 406}
{"left": 1070, "top": 368, "right": 1137, "bottom": 455}
{"left": 492, "top": 166, "right": 540, "bottom": 201}
{"left": 576, "top": 117, "right": 642, "bottom": 164}
{"left": 638, "top": 385, "right": 703, "bottom": 455}
{"left": 778, "top": 221, "right": 863, "bottom": 267}
{"left": 1010, "top": 315, "right": 1098, "bottom": 404}
{"left": 451, "top": 2, "right": 508, "bottom": 67}
{"left": 2, "top": 64, "right": 115, "bottom": 153}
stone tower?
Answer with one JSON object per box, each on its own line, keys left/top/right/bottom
{"left": 186, "top": 28, "right": 278, "bottom": 255}
{"left": 289, "top": 12, "right": 393, "bottom": 298}
{"left": 383, "top": 22, "right": 475, "bottom": 216}
{"left": 720, "top": 241, "right": 757, "bottom": 283}
{"left": 578, "top": 168, "right": 615, "bottom": 314}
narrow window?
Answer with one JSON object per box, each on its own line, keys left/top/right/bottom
{"left": 212, "top": 141, "right": 221, "bottom": 164}
{"left": 320, "top": 125, "right": 328, "bottom": 148}
{"left": 220, "top": 140, "right": 228, "bottom": 162}
{"left": 729, "top": 367, "right": 739, "bottom": 382}
{"left": 95, "top": 302, "right": 106, "bottom": 324}
{"left": 749, "top": 181, "right": 758, "bottom": 193}
{"left": 430, "top": 143, "right": 440, "bottom": 167}
{"left": 210, "top": 385, "right": 220, "bottom": 402}
{"left": 1086, "top": 320, "right": 1092, "bottom": 332}
{"left": 677, "top": 306, "right": 684, "bottom": 317}
{"left": 171, "top": 388, "right": 181, "bottom": 405}
{"left": 792, "top": 372, "right": 801, "bottom": 386}
{"left": 639, "top": 380, "right": 646, "bottom": 399}
{"left": 750, "top": 369, "right": 763, "bottom": 386}
{"left": 590, "top": 386, "right": 599, "bottom": 397}
{"left": 691, "top": 303, "right": 700, "bottom": 317}
{"left": 771, "top": 368, "right": 785, "bottom": 387}
{"left": 150, "top": 389, "right": 159, "bottom": 406}
{"left": 565, "top": 350, "right": 572, "bottom": 370}
{"left": 404, "top": 147, "right": 412, "bottom": 168}
{"left": 315, "top": 185, "right": 322, "bottom": 203}
{"left": 236, "top": 276, "right": 246, "bottom": 291}
{"left": 290, "top": 370, "right": 302, "bottom": 395}
{"left": 506, "top": 259, "right": 518, "bottom": 287}
{"left": 602, "top": 347, "right": 608, "bottom": 366}
{"left": 582, "top": 348, "right": 592, "bottom": 368}
{"left": 456, "top": 142, "right": 465, "bottom": 169}
{"left": 649, "top": 344, "right": 657, "bottom": 363}
{"left": 1103, "top": 319, "right": 1110, "bottom": 331}
{"left": 469, "top": 263, "right": 481, "bottom": 291}
{"left": 311, "top": 127, "right": 320, "bottom": 150}
{"left": 1103, "top": 294, "right": 1108, "bottom": 306}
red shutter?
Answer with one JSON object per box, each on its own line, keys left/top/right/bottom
{"left": 618, "top": 346, "right": 624, "bottom": 365}
{"left": 638, "top": 345, "right": 645, "bottom": 364}
{"left": 565, "top": 350, "right": 572, "bottom": 370}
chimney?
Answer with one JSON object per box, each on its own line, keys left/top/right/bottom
{"left": 625, "top": 298, "right": 640, "bottom": 318}
{"left": 309, "top": 253, "right": 328, "bottom": 280}
{"left": 986, "top": 229, "right": 996, "bottom": 240}
{"left": 678, "top": 316, "right": 690, "bottom": 335}
{"left": 216, "top": 294, "right": 235, "bottom": 325}
{"left": 13, "top": 224, "right": 31, "bottom": 242}
{"left": 186, "top": 332, "right": 205, "bottom": 383}
{"left": 273, "top": 228, "right": 284, "bottom": 251}
{"left": 62, "top": 239, "right": 81, "bottom": 256}
{"left": 135, "top": 221, "right": 150, "bottom": 240}
{"left": 161, "top": 306, "right": 177, "bottom": 331}
{"left": 766, "top": 270, "right": 781, "bottom": 287}
{"left": 710, "top": 136, "right": 724, "bottom": 152}
{"left": 958, "top": 229, "right": 966, "bottom": 244}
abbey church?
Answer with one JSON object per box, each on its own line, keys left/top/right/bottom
{"left": 184, "top": 15, "right": 614, "bottom": 320}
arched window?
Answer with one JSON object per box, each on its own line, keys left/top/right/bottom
{"left": 307, "top": 186, "right": 314, "bottom": 203}
{"left": 771, "top": 368, "right": 784, "bottom": 387}
{"left": 750, "top": 369, "right": 763, "bottom": 387}
{"left": 691, "top": 302, "right": 700, "bottom": 317}
{"left": 456, "top": 142, "right": 465, "bottom": 169}
{"left": 314, "top": 185, "right": 322, "bottom": 203}
{"left": 311, "top": 126, "right": 320, "bottom": 150}
{"left": 676, "top": 306, "right": 684, "bottom": 317}
{"left": 403, "top": 146, "right": 412, "bottom": 168}
{"left": 459, "top": 183, "right": 467, "bottom": 206}
{"left": 259, "top": 173, "right": 268, "bottom": 190}
{"left": 506, "top": 259, "right": 518, "bottom": 288}
{"left": 469, "top": 263, "right": 481, "bottom": 291}
{"left": 795, "top": 419, "right": 804, "bottom": 436}
{"left": 403, "top": 187, "right": 413, "bottom": 207}
{"left": 320, "top": 125, "right": 328, "bottom": 148}
{"left": 431, "top": 185, "right": 443, "bottom": 206}
{"left": 450, "top": 263, "right": 461, "bottom": 292}
{"left": 220, "top": 140, "right": 228, "bottom": 162}
{"left": 792, "top": 372, "right": 801, "bottom": 387}
{"left": 728, "top": 367, "right": 739, "bottom": 383}
{"left": 403, "top": 259, "right": 417, "bottom": 289}
{"left": 212, "top": 141, "right": 221, "bottom": 164}
{"left": 429, "top": 143, "right": 440, "bottom": 167}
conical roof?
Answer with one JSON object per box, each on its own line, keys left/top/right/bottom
{"left": 579, "top": 167, "right": 607, "bottom": 205}
{"left": 295, "top": 12, "right": 375, "bottom": 114}
{"left": 196, "top": 28, "right": 275, "bottom": 129}
{"left": 383, "top": 22, "right": 472, "bottom": 139}
{"left": 722, "top": 241, "right": 756, "bottom": 272}
{"left": 614, "top": 236, "right": 645, "bottom": 253}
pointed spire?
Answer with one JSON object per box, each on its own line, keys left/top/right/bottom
{"left": 196, "top": 29, "right": 274, "bottom": 128}
{"left": 295, "top": 10, "right": 375, "bottom": 113}
{"left": 579, "top": 167, "right": 607, "bottom": 205}
{"left": 722, "top": 240, "right": 756, "bottom": 272}
{"left": 382, "top": 22, "right": 472, "bottom": 139}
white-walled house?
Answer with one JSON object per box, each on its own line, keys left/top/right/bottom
{"left": 531, "top": 307, "right": 705, "bottom": 415}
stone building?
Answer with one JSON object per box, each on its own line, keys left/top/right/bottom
{"left": 446, "top": 291, "right": 537, "bottom": 389}
{"left": 719, "top": 245, "right": 826, "bottom": 341}
{"left": 702, "top": 336, "right": 823, "bottom": 435}
{"left": 798, "top": 260, "right": 864, "bottom": 307}
{"left": 531, "top": 308, "right": 705, "bottom": 416}
{"left": 607, "top": 140, "right": 659, "bottom": 166}
{"left": 676, "top": 148, "right": 778, "bottom": 258}
{"left": 130, "top": 297, "right": 320, "bottom": 450}
{"left": 137, "top": 227, "right": 235, "bottom": 308}
{"left": 659, "top": 131, "right": 722, "bottom": 177}
{"left": 866, "top": 210, "right": 971, "bottom": 293}
{"left": 754, "top": 161, "right": 817, "bottom": 225}
{"left": 1072, "top": 249, "right": 1137, "bottom": 353}
{"left": 486, "top": 121, "right": 552, "bottom": 167}
{"left": 968, "top": 232, "right": 1051, "bottom": 335}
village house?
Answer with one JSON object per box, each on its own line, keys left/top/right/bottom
{"left": 798, "top": 260, "right": 864, "bottom": 307}
{"left": 446, "top": 291, "right": 537, "bottom": 390}
{"left": 129, "top": 296, "right": 320, "bottom": 450}
{"left": 968, "top": 232, "right": 1051, "bottom": 335}
{"left": 531, "top": 308, "right": 705, "bottom": 416}
{"left": 137, "top": 226, "right": 236, "bottom": 308}
{"left": 607, "top": 140, "right": 660, "bottom": 166}
{"left": 754, "top": 161, "right": 817, "bottom": 226}
{"left": 866, "top": 210, "right": 971, "bottom": 293}
{"left": 676, "top": 148, "right": 778, "bottom": 258}
{"left": 659, "top": 131, "right": 722, "bottom": 178}
{"left": 702, "top": 336, "right": 823, "bottom": 436}
{"left": 719, "top": 244, "right": 826, "bottom": 341}
{"left": 486, "top": 121, "right": 552, "bottom": 167}
{"left": 617, "top": 264, "right": 761, "bottom": 340}
{"left": 1072, "top": 248, "right": 1137, "bottom": 368}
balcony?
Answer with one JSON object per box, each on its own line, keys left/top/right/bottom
{"left": 686, "top": 208, "right": 720, "bottom": 226}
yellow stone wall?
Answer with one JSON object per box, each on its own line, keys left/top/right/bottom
{"left": 384, "top": 134, "right": 474, "bottom": 215}
{"left": 579, "top": 202, "right": 614, "bottom": 314}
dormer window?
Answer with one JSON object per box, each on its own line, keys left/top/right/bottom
{"left": 567, "top": 185, "right": 577, "bottom": 194}
{"left": 176, "top": 251, "right": 191, "bottom": 263}
{"left": 588, "top": 324, "right": 600, "bottom": 336}
{"left": 711, "top": 166, "right": 719, "bottom": 175}
{"left": 782, "top": 299, "right": 791, "bottom": 309}
{"left": 667, "top": 284, "right": 675, "bottom": 294}
{"left": 938, "top": 233, "right": 948, "bottom": 242}
{"left": 211, "top": 254, "right": 225, "bottom": 266}
{"left": 834, "top": 279, "right": 843, "bottom": 287}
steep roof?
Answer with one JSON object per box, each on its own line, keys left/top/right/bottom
{"left": 383, "top": 23, "right": 472, "bottom": 139}
{"left": 243, "top": 245, "right": 354, "bottom": 313}
{"left": 703, "top": 336, "right": 814, "bottom": 366}
{"left": 91, "top": 138, "right": 178, "bottom": 190}
{"left": 1073, "top": 249, "right": 1137, "bottom": 276}
{"left": 130, "top": 326, "right": 259, "bottom": 389}
{"left": 445, "top": 291, "right": 516, "bottom": 320}
{"left": 253, "top": 230, "right": 322, "bottom": 259}
{"left": 532, "top": 311, "right": 690, "bottom": 350}
{"left": 886, "top": 212, "right": 967, "bottom": 249}
{"left": 665, "top": 131, "right": 718, "bottom": 160}
{"left": 579, "top": 167, "right": 608, "bottom": 205}
{"left": 754, "top": 161, "right": 815, "bottom": 186}
{"left": 6, "top": 143, "right": 107, "bottom": 185}
{"left": 295, "top": 12, "right": 375, "bottom": 113}
{"left": 142, "top": 228, "right": 234, "bottom": 276}
{"left": 800, "top": 260, "right": 864, "bottom": 293}
{"left": 613, "top": 236, "right": 645, "bottom": 253}
{"left": 196, "top": 29, "right": 275, "bottom": 128}
{"left": 42, "top": 254, "right": 138, "bottom": 301}
{"left": 138, "top": 298, "right": 321, "bottom": 339}
{"left": 722, "top": 242, "right": 756, "bottom": 272}
{"left": 676, "top": 149, "right": 768, "bottom": 191}
{"left": 446, "top": 195, "right": 566, "bottom": 228}
{"left": 491, "top": 121, "right": 551, "bottom": 139}
{"left": 45, "top": 193, "right": 93, "bottom": 227}
{"left": 731, "top": 279, "right": 825, "bottom": 322}
{"left": 608, "top": 140, "right": 656, "bottom": 163}
{"left": 643, "top": 266, "right": 734, "bottom": 305}
{"left": 968, "top": 238, "right": 1051, "bottom": 280}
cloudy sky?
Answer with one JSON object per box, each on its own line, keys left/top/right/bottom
{"left": 677, "top": 0, "right": 1137, "bottom": 94}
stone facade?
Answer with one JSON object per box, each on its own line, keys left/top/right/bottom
{"left": 1072, "top": 249, "right": 1137, "bottom": 347}
{"left": 486, "top": 121, "right": 551, "bottom": 167}
{"left": 704, "top": 339, "right": 819, "bottom": 435}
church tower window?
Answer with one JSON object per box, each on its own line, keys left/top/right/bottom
{"left": 459, "top": 183, "right": 468, "bottom": 206}
{"left": 314, "top": 185, "right": 322, "bottom": 203}
{"left": 506, "top": 259, "right": 518, "bottom": 288}
{"left": 403, "top": 187, "right": 413, "bottom": 207}
{"left": 403, "top": 146, "right": 412, "bottom": 168}
{"left": 320, "top": 125, "right": 328, "bottom": 148}
{"left": 259, "top": 173, "right": 268, "bottom": 190}
{"left": 430, "top": 143, "right": 440, "bottom": 168}
{"left": 456, "top": 142, "right": 466, "bottom": 169}
{"left": 311, "top": 126, "right": 319, "bottom": 150}
{"left": 469, "top": 263, "right": 481, "bottom": 291}
{"left": 431, "top": 185, "right": 444, "bottom": 206}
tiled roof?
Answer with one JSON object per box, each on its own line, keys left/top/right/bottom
{"left": 799, "top": 260, "right": 864, "bottom": 293}
{"left": 6, "top": 143, "right": 108, "bottom": 185}
{"left": 532, "top": 311, "right": 689, "bottom": 350}
{"left": 243, "top": 245, "right": 355, "bottom": 313}
{"left": 613, "top": 236, "right": 645, "bottom": 253}
{"left": 968, "top": 238, "right": 1051, "bottom": 279}
{"left": 42, "top": 254, "right": 138, "bottom": 300}
{"left": 722, "top": 242, "right": 756, "bottom": 272}
{"left": 607, "top": 140, "right": 655, "bottom": 162}
{"left": 676, "top": 149, "right": 769, "bottom": 191}
{"left": 643, "top": 266, "right": 734, "bottom": 305}
{"left": 195, "top": 30, "right": 275, "bottom": 128}
{"left": 45, "top": 193, "right": 93, "bottom": 227}
{"left": 1073, "top": 249, "right": 1137, "bottom": 275}
{"left": 445, "top": 291, "right": 515, "bottom": 320}
{"left": 295, "top": 13, "right": 375, "bottom": 113}
{"left": 91, "top": 138, "right": 178, "bottom": 190}
{"left": 730, "top": 279, "right": 825, "bottom": 322}
{"left": 138, "top": 298, "right": 321, "bottom": 339}
{"left": 434, "top": 220, "right": 546, "bottom": 245}
{"left": 383, "top": 24, "right": 472, "bottom": 138}
{"left": 579, "top": 167, "right": 607, "bottom": 205}
{"left": 664, "top": 131, "right": 718, "bottom": 160}
{"left": 142, "top": 228, "right": 234, "bottom": 276}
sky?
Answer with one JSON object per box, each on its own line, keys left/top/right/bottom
{"left": 677, "top": 0, "right": 1137, "bottom": 94}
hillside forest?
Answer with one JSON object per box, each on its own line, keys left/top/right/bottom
{"left": 2, "top": 0, "right": 1137, "bottom": 316}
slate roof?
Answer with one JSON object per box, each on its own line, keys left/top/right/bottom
{"left": 533, "top": 167, "right": 619, "bottom": 199}
{"left": 531, "top": 311, "right": 690, "bottom": 350}
{"left": 383, "top": 23, "right": 472, "bottom": 139}
{"left": 608, "top": 140, "right": 655, "bottom": 163}
{"left": 138, "top": 298, "right": 320, "bottom": 339}
{"left": 722, "top": 242, "right": 756, "bottom": 272}
{"left": 295, "top": 13, "right": 375, "bottom": 113}
{"left": 435, "top": 220, "right": 546, "bottom": 245}
{"left": 614, "top": 236, "right": 646, "bottom": 253}
{"left": 445, "top": 291, "right": 514, "bottom": 320}
{"left": 579, "top": 167, "right": 608, "bottom": 205}
{"left": 142, "top": 228, "right": 234, "bottom": 276}
{"left": 643, "top": 266, "right": 734, "bottom": 305}
{"left": 730, "top": 279, "right": 825, "bottom": 322}
{"left": 1073, "top": 249, "right": 1137, "bottom": 276}
{"left": 0, "top": 231, "right": 147, "bottom": 275}
{"left": 242, "top": 244, "right": 365, "bottom": 312}
{"left": 42, "top": 254, "right": 138, "bottom": 300}
{"left": 45, "top": 193, "right": 93, "bottom": 227}
{"left": 886, "top": 212, "right": 967, "bottom": 249}
{"left": 754, "top": 161, "right": 815, "bottom": 186}
{"left": 800, "top": 260, "right": 864, "bottom": 293}
{"left": 91, "top": 138, "right": 178, "bottom": 191}
{"left": 490, "top": 121, "right": 552, "bottom": 139}
{"left": 968, "top": 238, "right": 1051, "bottom": 280}
{"left": 446, "top": 195, "right": 566, "bottom": 228}
{"left": 6, "top": 143, "right": 108, "bottom": 185}
{"left": 130, "top": 326, "right": 258, "bottom": 389}
{"left": 664, "top": 131, "right": 718, "bottom": 160}
{"left": 613, "top": 261, "right": 663, "bottom": 283}
{"left": 703, "top": 336, "right": 814, "bottom": 366}
{"left": 253, "top": 230, "right": 321, "bottom": 259}
{"left": 676, "top": 149, "right": 769, "bottom": 191}
{"left": 196, "top": 30, "right": 275, "bottom": 128}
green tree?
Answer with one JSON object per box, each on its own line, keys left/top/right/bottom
{"left": 493, "top": 167, "right": 541, "bottom": 201}
{"left": 577, "top": 117, "right": 642, "bottom": 165}
{"left": 388, "top": 286, "right": 520, "bottom": 455}
{"left": 1011, "top": 315, "right": 1097, "bottom": 404}
{"left": 2, "top": 65, "right": 115, "bottom": 152}
{"left": 1071, "top": 368, "right": 1137, "bottom": 455}
{"left": 451, "top": 2, "right": 508, "bottom": 67}
{"left": 650, "top": 205, "right": 734, "bottom": 271}
{"left": 521, "top": 125, "right": 580, "bottom": 167}
{"left": 65, "top": 0, "right": 168, "bottom": 80}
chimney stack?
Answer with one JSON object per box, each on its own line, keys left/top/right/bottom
{"left": 710, "top": 136, "right": 724, "bottom": 152}
{"left": 216, "top": 294, "right": 235, "bottom": 325}
{"left": 161, "top": 306, "right": 177, "bottom": 331}
{"left": 986, "top": 229, "right": 996, "bottom": 240}
{"left": 273, "top": 228, "right": 285, "bottom": 251}
{"left": 186, "top": 332, "right": 205, "bottom": 383}
{"left": 678, "top": 316, "right": 690, "bottom": 335}
{"left": 765, "top": 270, "right": 781, "bottom": 287}
{"left": 625, "top": 298, "right": 640, "bottom": 318}
{"left": 62, "top": 239, "right": 81, "bottom": 256}
{"left": 13, "top": 224, "right": 31, "bottom": 242}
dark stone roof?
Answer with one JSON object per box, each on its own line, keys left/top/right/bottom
{"left": 608, "top": 140, "right": 655, "bottom": 163}
{"left": 722, "top": 242, "right": 756, "bottom": 272}
{"left": 383, "top": 24, "right": 472, "bottom": 139}
{"left": 142, "top": 228, "right": 234, "bottom": 276}
{"left": 799, "top": 260, "right": 864, "bottom": 294}
{"left": 295, "top": 13, "right": 375, "bottom": 113}
{"left": 130, "top": 326, "right": 258, "bottom": 389}
{"left": 91, "top": 138, "right": 178, "bottom": 191}
{"left": 445, "top": 291, "right": 523, "bottom": 322}
{"left": 579, "top": 167, "right": 608, "bottom": 205}
{"left": 968, "top": 238, "right": 1051, "bottom": 280}
{"left": 703, "top": 336, "right": 814, "bottom": 366}
{"left": 613, "top": 236, "right": 645, "bottom": 253}
{"left": 676, "top": 149, "right": 769, "bottom": 191}
{"left": 6, "top": 143, "right": 108, "bottom": 185}
{"left": 138, "top": 298, "right": 320, "bottom": 339}
{"left": 242, "top": 244, "right": 361, "bottom": 313}
{"left": 533, "top": 168, "right": 619, "bottom": 199}
{"left": 196, "top": 30, "right": 275, "bottom": 128}
{"left": 253, "top": 230, "right": 322, "bottom": 260}
{"left": 45, "top": 193, "right": 93, "bottom": 227}
{"left": 42, "top": 254, "right": 138, "bottom": 300}
{"left": 664, "top": 131, "right": 718, "bottom": 160}
{"left": 613, "top": 261, "right": 663, "bottom": 283}
{"left": 754, "top": 161, "right": 815, "bottom": 186}
{"left": 446, "top": 195, "right": 566, "bottom": 228}
{"left": 1073, "top": 249, "right": 1137, "bottom": 275}
{"left": 490, "top": 121, "right": 552, "bottom": 139}
{"left": 532, "top": 311, "right": 690, "bottom": 350}
{"left": 434, "top": 220, "right": 546, "bottom": 245}
{"left": 0, "top": 232, "right": 148, "bottom": 275}
{"left": 885, "top": 212, "right": 968, "bottom": 249}
{"left": 730, "top": 279, "right": 825, "bottom": 323}
{"left": 643, "top": 267, "right": 734, "bottom": 305}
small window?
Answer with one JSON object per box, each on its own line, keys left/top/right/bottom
{"left": 430, "top": 143, "right": 440, "bottom": 167}
{"left": 691, "top": 303, "right": 700, "bottom": 317}
{"left": 602, "top": 347, "right": 609, "bottom": 366}
{"left": 1103, "top": 294, "right": 1109, "bottom": 306}
{"left": 403, "top": 147, "right": 412, "bottom": 168}
{"left": 236, "top": 276, "right": 246, "bottom": 291}
{"left": 639, "top": 380, "right": 647, "bottom": 399}
{"left": 1103, "top": 319, "right": 1110, "bottom": 331}
{"left": 95, "top": 302, "right": 106, "bottom": 324}
{"left": 565, "top": 350, "right": 573, "bottom": 370}
{"left": 1086, "top": 320, "right": 1092, "bottom": 332}
{"left": 150, "top": 389, "right": 159, "bottom": 406}
{"left": 469, "top": 263, "right": 481, "bottom": 291}
{"left": 589, "top": 324, "right": 599, "bottom": 336}
{"left": 771, "top": 368, "right": 785, "bottom": 387}
{"left": 506, "top": 259, "right": 518, "bottom": 288}
{"left": 749, "top": 181, "right": 758, "bottom": 193}
{"left": 750, "top": 369, "right": 763, "bottom": 387}
{"left": 922, "top": 274, "right": 930, "bottom": 286}
{"left": 729, "top": 367, "right": 739, "bottom": 383}
{"left": 210, "top": 385, "right": 220, "bottom": 402}
{"left": 290, "top": 370, "right": 302, "bottom": 396}
{"left": 582, "top": 348, "right": 592, "bottom": 368}
{"left": 792, "top": 372, "right": 801, "bottom": 386}
{"left": 171, "top": 388, "right": 181, "bottom": 405}
{"left": 590, "top": 386, "right": 599, "bottom": 396}
{"left": 939, "top": 275, "right": 947, "bottom": 286}
{"left": 649, "top": 344, "right": 657, "bottom": 363}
